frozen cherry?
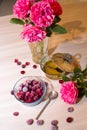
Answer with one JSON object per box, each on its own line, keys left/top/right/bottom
{"left": 25, "top": 91, "right": 30, "bottom": 97}
{"left": 17, "top": 61, "right": 22, "bottom": 65}
{"left": 13, "top": 112, "right": 19, "bottom": 116}
{"left": 36, "top": 88, "right": 41, "bottom": 93}
{"left": 33, "top": 95, "right": 38, "bottom": 101}
{"left": 11, "top": 90, "right": 14, "bottom": 95}
{"left": 51, "top": 125, "right": 58, "bottom": 130}
{"left": 29, "top": 92, "right": 35, "bottom": 98}
{"left": 37, "top": 120, "right": 44, "bottom": 125}
{"left": 21, "top": 64, "right": 26, "bottom": 68}
{"left": 23, "top": 87, "right": 28, "bottom": 92}
{"left": 26, "top": 119, "right": 34, "bottom": 125}
{"left": 51, "top": 120, "right": 58, "bottom": 126}
{"left": 67, "top": 107, "right": 74, "bottom": 112}
{"left": 17, "top": 92, "right": 24, "bottom": 100}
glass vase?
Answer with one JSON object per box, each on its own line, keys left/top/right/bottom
{"left": 29, "top": 37, "right": 48, "bottom": 64}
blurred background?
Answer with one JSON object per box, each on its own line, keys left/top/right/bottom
{"left": 0, "top": 0, "right": 87, "bottom": 16}
{"left": 0, "top": 0, "right": 16, "bottom": 16}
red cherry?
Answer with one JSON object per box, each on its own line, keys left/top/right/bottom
{"left": 20, "top": 70, "right": 25, "bottom": 74}
{"left": 26, "top": 119, "right": 34, "bottom": 125}
{"left": 13, "top": 112, "right": 19, "bottom": 116}
{"left": 59, "top": 80, "right": 64, "bottom": 84}
{"left": 14, "top": 59, "right": 18, "bottom": 63}
{"left": 21, "top": 64, "right": 26, "bottom": 68}
{"left": 25, "top": 62, "right": 30, "bottom": 66}
{"left": 17, "top": 61, "right": 22, "bottom": 65}
{"left": 11, "top": 90, "right": 14, "bottom": 95}
{"left": 33, "top": 64, "right": 37, "bottom": 69}
{"left": 66, "top": 117, "right": 73, "bottom": 123}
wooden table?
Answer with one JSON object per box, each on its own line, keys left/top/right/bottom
{"left": 0, "top": 1, "right": 87, "bottom": 130}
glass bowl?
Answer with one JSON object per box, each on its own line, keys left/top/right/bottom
{"left": 13, "top": 76, "right": 46, "bottom": 106}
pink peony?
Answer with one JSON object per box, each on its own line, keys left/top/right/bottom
{"left": 21, "top": 24, "right": 46, "bottom": 43}
{"left": 43, "top": 0, "right": 62, "bottom": 16}
{"left": 30, "top": 1, "right": 54, "bottom": 28}
{"left": 13, "top": 0, "right": 31, "bottom": 19}
{"left": 60, "top": 81, "right": 78, "bottom": 104}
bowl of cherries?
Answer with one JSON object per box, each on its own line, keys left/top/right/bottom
{"left": 13, "top": 76, "right": 46, "bottom": 106}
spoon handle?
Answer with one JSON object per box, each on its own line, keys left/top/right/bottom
{"left": 36, "top": 99, "right": 51, "bottom": 120}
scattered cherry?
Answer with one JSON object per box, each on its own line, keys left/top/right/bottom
{"left": 51, "top": 125, "right": 58, "bottom": 130}
{"left": 17, "top": 61, "right": 22, "bottom": 65}
{"left": 66, "top": 117, "right": 73, "bottom": 123}
{"left": 59, "top": 80, "right": 63, "bottom": 84}
{"left": 25, "top": 62, "right": 30, "bottom": 66}
{"left": 67, "top": 107, "right": 74, "bottom": 112}
{"left": 37, "top": 120, "right": 44, "bottom": 125}
{"left": 51, "top": 120, "right": 58, "bottom": 126}
{"left": 33, "top": 64, "right": 37, "bottom": 69}
{"left": 11, "top": 90, "right": 14, "bottom": 95}
{"left": 21, "top": 64, "right": 26, "bottom": 68}
{"left": 26, "top": 119, "right": 34, "bottom": 125}
{"left": 20, "top": 70, "right": 25, "bottom": 74}
{"left": 14, "top": 59, "right": 18, "bottom": 63}
{"left": 13, "top": 112, "right": 19, "bottom": 116}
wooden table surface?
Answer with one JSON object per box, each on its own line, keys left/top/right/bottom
{"left": 0, "top": 1, "right": 87, "bottom": 130}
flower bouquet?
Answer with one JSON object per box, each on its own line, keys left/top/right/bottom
{"left": 10, "top": 0, "right": 67, "bottom": 63}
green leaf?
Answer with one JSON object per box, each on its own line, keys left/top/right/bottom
{"left": 83, "top": 73, "right": 87, "bottom": 77}
{"left": 62, "top": 75, "right": 70, "bottom": 82}
{"left": 53, "top": 16, "right": 61, "bottom": 24}
{"left": 46, "top": 27, "right": 52, "bottom": 37}
{"left": 83, "top": 81, "right": 87, "bottom": 88}
{"left": 35, "top": 0, "right": 40, "bottom": 2}
{"left": 79, "top": 74, "right": 84, "bottom": 81}
{"left": 76, "top": 79, "right": 81, "bottom": 86}
{"left": 82, "top": 65, "right": 87, "bottom": 78}
{"left": 10, "top": 18, "right": 25, "bottom": 25}
{"left": 74, "top": 68, "right": 81, "bottom": 74}
{"left": 78, "top": 88, "right": 84, "bottom": 98}
{"left": 52, "top": 24, "right": 67, "bottom": 34}
{"left": 72, "top": 75, "right": 77, "bottom": 81}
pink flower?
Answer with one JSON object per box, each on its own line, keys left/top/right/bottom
{"left": 13, "top": 0, "right": 31, "bottom": 19}
{"left": 60, "top": 81, "right": 78, "bottom": 104}
{"left": 43, "top": 0, "right": 62, "bottom": 16}
{"left": 21, "top": 24, "right": 46, "bottom": 43}
{"left": 30, "top": 1, "right": 54, "bottom": 28}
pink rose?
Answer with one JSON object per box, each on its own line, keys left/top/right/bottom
{"left": 13, "top": 0, "right": 31, "bottom": 19}
{"left": 30, "top": 1, "right": 54, "bottom": 28}
{"left": 21, "top": 24, "right": 46, "bottom": 43}
{"left": 60, "top": 81, "right": 78, "bottom": 104}
{"left": 43, "top": 0, "right": 62, "bottom": 16}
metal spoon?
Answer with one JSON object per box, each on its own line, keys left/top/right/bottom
{"left": 36, "top": 90, "right": 58, "bottom": 120}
